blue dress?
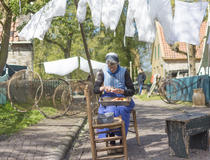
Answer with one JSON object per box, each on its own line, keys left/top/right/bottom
{"left": 98, "top": 65, "right": 135, "bottom": 138}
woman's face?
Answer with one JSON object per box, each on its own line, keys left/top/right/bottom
{"left": 108, "top": 63, "right": 118, "bottom": 73}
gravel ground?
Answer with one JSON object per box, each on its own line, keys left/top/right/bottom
{"left": 67, "top": 97, "right": 210, "bottom": 160}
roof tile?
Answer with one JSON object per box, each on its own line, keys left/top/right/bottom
{"left": 157, "top": 21, "right": 207, "bottom": 60}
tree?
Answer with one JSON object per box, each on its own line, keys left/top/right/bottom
{"left": 0, "top": 0, "right": 13, "bottom": 75}
{"left": 0, "top": 0, "right": 48, "bottom": 75}
{"left": 33, "top": 0, "right": 96, "bottom": 80}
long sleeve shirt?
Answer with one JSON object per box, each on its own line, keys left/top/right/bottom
{"left": 94, "top": 69, "right": 135, "bottom": 96}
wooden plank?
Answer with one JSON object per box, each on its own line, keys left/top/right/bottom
{"left": 166, "top": 113, "right": 208, "bottom": 122}
{"left": 166, "top": 121, "right": 189, "bottom": 158}
{"left": 96, "top": 154, "right": 125, "bottom": 160}
{"left": 96, "top": 145, "right": 123, "bottom": 152}
{"left": 189, "top": 131, "right": 209, "bottom": 150}
{"left": 186, "top": 116, "right": 210, "bottom": 133}
{"left": 95, "top": 136, "right": 122, "bottom": 143}
{"left": 93, "top": 122, "right": 122, "bottom": 129}
{"left": 95, "top": 129, "right": 120, "bottom": 135}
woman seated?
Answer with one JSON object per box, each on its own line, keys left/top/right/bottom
{"left": 93, "top": 52, "right": 135, "bottom": 144}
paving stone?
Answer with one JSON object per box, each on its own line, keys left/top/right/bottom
{"left": 0, "top": 113, "right": 86, "bottom": 160}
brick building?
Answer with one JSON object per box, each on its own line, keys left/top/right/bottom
{"left": 0, "top": 16, "right": 33, "bottom": 74}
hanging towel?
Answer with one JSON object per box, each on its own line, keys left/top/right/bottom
{"left": 125, "top": 0, "right": 175, "bottom": 44}
{"left": 19, "top": 0, "right": 67, "bottom": 41}
{"left": 80, "top": 57, "right": 106, "bottom": 73}
{"left": 150, "top": 0, "right": 175, "bottom": 44}
{"left": 77, "top": 0, "right": 124, "bottom": 31}
{"left": 76, "top": 0, "right": 102, "bottom": 27}
{"left": 101, "top": 0, "right": 125, "bottom": 31}
{"left": 134, "top": 0, "right": 155, "bottom": 43}
{"left": 124, "top": 0, "right": 136, "bottom": 38}
{"left": 174, "top": 0, "right": 208, "bottom": 45}
{"left": 44, "top": 57, "right": 78, "bottom": 76}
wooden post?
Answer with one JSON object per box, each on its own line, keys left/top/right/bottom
{"left": 187, "top": 44, "right": 196, "bottom": 76}
{"left": 208, "top": 44, "right": 210, "bottom": 76}
{"left": 130, "top": 61, "right": 132, "bottom": 81}
{"left": 132, "top": 110, "right": 140, "bottom": 145}
{"left": 74, "top": 0, "right": 95, "bottom": 84}
{"left": 84, "top": 85, "right": 97, "bottom": 159}
{"left": 121, "top": 119, "right": 128, "bottom": 160}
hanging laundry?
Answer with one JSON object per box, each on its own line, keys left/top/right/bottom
{"left": 124, "top": 0, "right": 136, "bottom": 38}
{"left": 19, "top": 0, "right": 67, "bottom": 41}
{"left": 133, "top": 0, "right": 155, "bottom": 42}
{"left": 174, "top": 0, "right": 208, "bottom": 45}
{"left": 44, "top": 57, "right": 78, "bottom": 76}
{"left": 80, "top": 57, "right": 106, "bottom": 73}
{"left": 125, "top": 0, "right": 175, "bottom": 44}
{"left": 76, "top": 0, "right": 103, "bottom": 27}
{"left": 101, "top": 0, "right": 125, "bottom": 31}
{"left": 208, "top": 34, "right": 210, "bottom": 44}
{"left": 76, "top": 0, "right": 124, "bottom": 31}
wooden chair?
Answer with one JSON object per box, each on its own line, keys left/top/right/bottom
{"left": 84, "top": 85, "right": 128, "bottom": 160}
{"left": 129, "top": 109, "right": 140, "bottom": 145}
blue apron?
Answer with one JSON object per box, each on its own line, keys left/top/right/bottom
{"left": 98, "top": 65, "right": 135, "bottom": 138}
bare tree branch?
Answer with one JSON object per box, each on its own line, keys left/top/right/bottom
{"left": 44, "top": 37, "right": 65, "bottom": 53}
{"left": 170, "top": 42, "right": 187, "bottom": 56}
{"left": 0, "top": 20, "right": 3, "bottom": 27}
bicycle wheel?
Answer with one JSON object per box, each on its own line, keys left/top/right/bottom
{"left": 159, "top": 79, "right": 182, "bottom": 104}
{"left": 37, "top": 78, "right": 72, "bottom": 119}
{"left": 8, "top": 69, "right": 43, "bottom": 112}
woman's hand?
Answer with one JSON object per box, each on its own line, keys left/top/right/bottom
{"left": 111, "top": 88, "right": 124, "bottom": 94}
{"left": 100, "top": 86, "right": 124, "bottom": 94}
{"left": 100, "top": 86, "right": 112, "bottom": 92}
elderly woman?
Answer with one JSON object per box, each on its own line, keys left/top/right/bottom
{"left": 94, "top": 52, "right": 135, "bottom": 144}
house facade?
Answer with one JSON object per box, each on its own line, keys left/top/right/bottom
{"left": 0, "top": 16, "right": 33, "bottom": 72}
{"left": 151, "top": 21, "right": 207, "bottom": 78}
{"left": 198, "top": 25, "right": 210, "bottom": 76}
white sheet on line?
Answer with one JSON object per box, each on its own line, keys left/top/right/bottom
{"left": 44, "top": 57, "right": 78, "bottom": 76}
{"left": 101, "top": 0, "right": 125, "bottom": 31}
{"left": 76, "top": 0, "right": 124, "bottom": 31}
{"left": 174, "top": 0, "right": 208, "bottom": 45}
{"left": 80, "top": 57, "right": 107, "bottom": 73}
{"left": 19, "top": 0, "right": 67, "bottom": 40}
{"left": 125, "top": 0, "right": 175, "bottom": 44}
{"left": 76, "top": 0, "right": 102, "bottom": 27}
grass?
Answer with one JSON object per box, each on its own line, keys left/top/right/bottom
{"left": 135, "top": 93, "right": 161, "bottom": 101}
{"left": 174, "top": 101, "right": 193, "bottom": 106}
{"left": 0, "top": 102, "right": 56, "bottom": 136}
{"left": 135, "top": 93, "right": 193, "bottom": 106}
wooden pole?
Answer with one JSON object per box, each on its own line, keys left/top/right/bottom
{"left": 84, "top": 85, "right": 97, "bottom": 159}
{"left": 130, "top": 61, "right": 132, "bottom": 80}
{"left": 208, "top": 44, "right": 210, "bottom": 76}
{"left": 74, "top": 0, "right": 95, "bottom": 84}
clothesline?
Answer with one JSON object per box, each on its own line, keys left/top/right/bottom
{"left": 18, "top": 0, "right": 209, "bottom": 46}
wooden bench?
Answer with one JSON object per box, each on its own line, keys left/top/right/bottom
{"left": 166, "top": 112, "right": 210, "bottom": 158}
